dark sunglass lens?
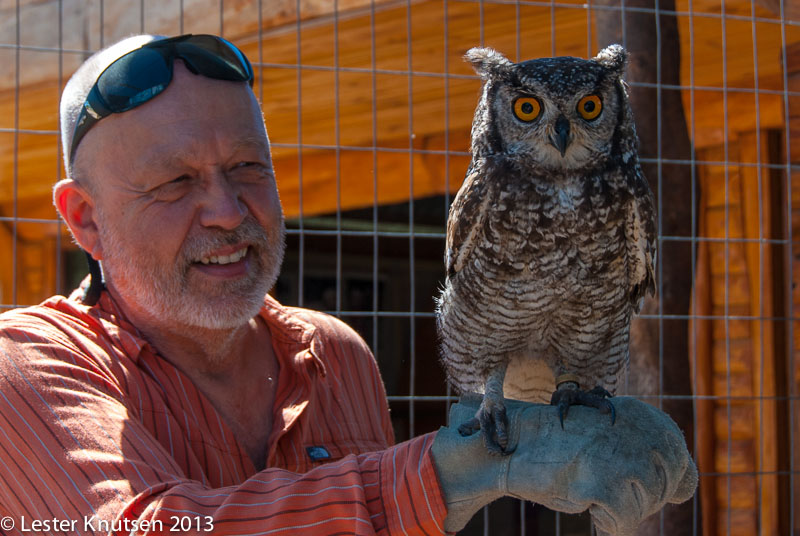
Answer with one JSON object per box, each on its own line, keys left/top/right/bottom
{"left": 96, "top": 48, "right": 172, "bottom": 112}
{"left": 219, "top": 39, "right": 253, "bottom": 78}
{"left": 176, "top": 36, "right": 253, "bottom": 82}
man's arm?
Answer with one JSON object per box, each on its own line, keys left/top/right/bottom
{"left": 0, "top": 305, "right": 695, "bottom": 536}
{"left": 0, "top": 315, "right": 446, "bottom": 536}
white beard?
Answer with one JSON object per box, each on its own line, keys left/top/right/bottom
{"left": 96, "top": 209, "right": 286, "bottom": 331}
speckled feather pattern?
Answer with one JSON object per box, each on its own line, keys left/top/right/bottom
{"left": 436, "top": 45, "right": 656, "bottom": 403}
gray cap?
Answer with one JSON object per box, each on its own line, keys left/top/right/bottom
{"left": 60, "top": 34, "right": 161, "bottom": 176}
{"left": 58, "top": 34, "right": 164, "bottom": 306}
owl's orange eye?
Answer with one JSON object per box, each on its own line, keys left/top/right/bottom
{"left": 577, "top": 95, "right": 602, "bottom": 120}
{"left": 513, "top": 97, "right": 542, "bottom": 122}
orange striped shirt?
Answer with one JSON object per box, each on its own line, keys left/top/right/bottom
{"left": 0, "top": 290, "right": 446, "bottom": 535}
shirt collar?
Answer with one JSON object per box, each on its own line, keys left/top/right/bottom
{"left": 65, "top": 279, "right": 325, "bottom": 376}
{"left": 259, "top": 294, "right": 326, "bottom": 377}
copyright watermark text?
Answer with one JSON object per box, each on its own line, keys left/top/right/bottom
{"left": 1, "top": 515, "right": 214, "bottom": 533}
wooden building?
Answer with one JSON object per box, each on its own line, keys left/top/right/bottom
{"left": 1, "top": 0, "right": 799, "bottom": 534}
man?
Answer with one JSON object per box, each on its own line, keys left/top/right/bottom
{"left": 0, "top": 34, "right": 696, "bottom": 535}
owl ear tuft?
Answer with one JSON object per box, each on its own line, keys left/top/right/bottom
{"left": 464, "top": 47, "right": 513, "bottom": 79}
{"left": 594, "top": 44, "right": 628, "bottom": 76}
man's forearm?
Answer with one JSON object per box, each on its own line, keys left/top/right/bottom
{"left": 115, "top": 433, "right": 446, "bottom": 536}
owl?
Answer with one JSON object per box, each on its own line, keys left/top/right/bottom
{"left": 436, "top": 45, "right": 656, "bottom": 454}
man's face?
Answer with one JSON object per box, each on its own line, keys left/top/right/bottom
{"left": 80, "top": 62, "right": 285, "bottom": 330}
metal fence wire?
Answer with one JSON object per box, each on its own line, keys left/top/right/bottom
{"left": 2, "top": 0, "right": 799, "bottom": 534}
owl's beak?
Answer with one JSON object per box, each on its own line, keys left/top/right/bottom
{"left": 549, "top": 115, "right": 571, "bottom": 157}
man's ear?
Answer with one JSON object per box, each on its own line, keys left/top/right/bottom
{"left": 53, "top": 179, "right": 104, "bottom": 260}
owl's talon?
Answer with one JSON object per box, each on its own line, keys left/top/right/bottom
{"left": 588, "top": 386, "right": 613, "bottom": 398}
{"left": 461, "top": 398, "right": 513, "bottom": 455}
{"left": 594, "top": 396, "right": 616, "bottom": 425}
{"left": 587, "top": 386, "right": 616, "bottom": 424}
{"left": 479, "top": 406, "right": 504, "bottom": 455}
{"left": 458, "top": 417, "right": 481, "bottom": 437}
{"left": 556, "top": 398, "right": 571, "bottom": 429}
{"left": 551, "top": 384, "right": 615, "bottom": 427}
{"left": 481, "top": 403, "right": 513, "bottom": 455}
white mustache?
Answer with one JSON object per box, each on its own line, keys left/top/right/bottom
{"left": 180, "top": 219, "right": 270, "bottom": 264}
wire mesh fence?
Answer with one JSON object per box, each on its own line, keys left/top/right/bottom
{"left": 2, "top": 0, "right": 799, "bottom": 534}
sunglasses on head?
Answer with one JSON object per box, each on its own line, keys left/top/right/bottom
{"left": 69, "top": 33, "right": 254, "bottom": 163}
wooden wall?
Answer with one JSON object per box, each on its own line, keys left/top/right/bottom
{"left": 1, "top": 0, "right": 795, "bottom": 307}
{"left": 1, "top": 0, "right": 792, "bottom": 228}
{"left": 693, "top": 129, "right": 783, "bottom": 536}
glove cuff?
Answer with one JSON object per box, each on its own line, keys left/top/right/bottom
{"left": 431, "top": 397, "right": 523, "bottom": 532}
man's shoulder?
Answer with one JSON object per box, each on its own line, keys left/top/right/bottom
{"left": 0, "top": 295, "right": 93, "bottom": 337}
{"left": 261, "top": 296, "right": 374, "bottom": 360}
{"left": 0, "top": 296, "right": 106, "bottom": 375}
{"left": 291, "top": 307, "right": 361, "bottom": 339}
{"left": 0, "top": 293, "right": 130, "bottom": 370}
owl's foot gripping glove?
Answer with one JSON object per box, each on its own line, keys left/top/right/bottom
{"left": 431, "top": 394, "right": 698, "bottom": 535}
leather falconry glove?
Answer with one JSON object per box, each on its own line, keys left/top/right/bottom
{"left": 431, "top": 394, "right": 697, "bottom": 535}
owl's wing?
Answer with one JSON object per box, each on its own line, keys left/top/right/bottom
{"left": 626, "top": 178, "right": 657, "bottom": 312}
{"left": 445, "top": 167, "right": 490, "bottom": 278}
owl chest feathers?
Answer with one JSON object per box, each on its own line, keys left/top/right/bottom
{"left": 476, "top": 166, "right": 629, "bottom": 284}
{"left": 440, "top": 168, "right": 634, "bottom": 394}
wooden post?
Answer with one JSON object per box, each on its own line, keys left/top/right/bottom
{"left": 738, "top": 130, "right": 780, "bottom": 536}
{"left": 785, "top": 39, "right": 800, "bottom": 536}
{"left": 0, "top": 223, "right": 11, "bottom": 305}
{"left": 690, "top": 199, "right": 716, "bottom": 536}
